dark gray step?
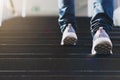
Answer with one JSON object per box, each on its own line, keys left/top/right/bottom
{"left": 0, "top": 58, "right": 120, "bottom": 70}
{"left": 0, "top": 36, "right": 119, "bottom": 45}
{"left": 112, "top": 27, "right": 120, "bottom": 31}
{"left": 0, "top": 31, "right": 119, "bottom": 39}
{"left": 0, "top": 52, "right": 120, "bottom": 58}
{"left": 1, "top": 17, "right": 90, "bottom": 33}
{"left": 0, "top": 71, "right": 120, "bottom": 78}
{"left": 0, "top": 57, "right": 119, "bottom": 80}
{"left": 0, "top": 38, "right": 60, "bottom": 44}
{"left": 0, "top": 31, "right": 119, "bottom": 37}
{"left": 0, "top": 27, "right": 60, "bottom": 32}
{"left": 3, "top": 17, "right": 89, "bottom": 25}
{"left": 2, "top": 17, "right": 120, "bottom": 35}
{"left": 0, "top": 45, "right": 90, "bottom": 53}
{"left": 2, "top": 26, "right": 119, "bottom": 32}
{"left": 0, "top": 44, "right": 119, "bottom": 54}
{"left": 0, "top": 76, "right": 119, "bottom": 80}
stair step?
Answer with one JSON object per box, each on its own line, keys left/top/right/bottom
{"left": 0, "top": 58, "right": 119, "bottom": 70}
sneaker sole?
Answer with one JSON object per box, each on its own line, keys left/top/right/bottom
{"left": 92, "top": 38, "right": 112, "bottom": 55}
{"left": 95, "top": 41, "right": 112, "bottom": 54}
{"left": 62, "top": 36, "right": 77, "bottom": 45}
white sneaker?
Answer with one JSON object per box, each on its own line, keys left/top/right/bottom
{"left": 61, "top": 24, "right": 78, "bottom": 45}
{"left": 92, "top": 27, "right": 113, "bottom": 55}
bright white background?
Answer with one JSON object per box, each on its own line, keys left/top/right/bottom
{"left": 0, "top": 0, "right": 120, "bottom": 26}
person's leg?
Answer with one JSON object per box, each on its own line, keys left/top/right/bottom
{"left": 58, "top": 0, "right": 76, "bottom": 32}
{"left": 58, "top": 0, "right": 77, "bottom": 45}
{"left": 91, "top": 0, "right": 113, "bottom": 35}
{"left": 91, "top": 0, "right": 113, "bottom": 55}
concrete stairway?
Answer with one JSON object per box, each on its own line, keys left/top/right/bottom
{"left": 0, "top": 17, "right": 120, "bottom": 80}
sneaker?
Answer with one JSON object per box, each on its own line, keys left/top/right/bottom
{"left": 61, "top": 24, "right": 78, "bottom": 45}
{"left": 92, "top": 27, "right": 113, "bottom": 55}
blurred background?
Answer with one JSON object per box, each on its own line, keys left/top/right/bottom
{"left": 0, "top": 0, "right": 120, "bottom": 26}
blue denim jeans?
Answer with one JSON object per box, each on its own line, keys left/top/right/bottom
{"left": 58, "top": 0, "right": 114, "bottom": 36}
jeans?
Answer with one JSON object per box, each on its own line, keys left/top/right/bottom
{"left": 58, "top": 0, "right": 114, "bottom": 36}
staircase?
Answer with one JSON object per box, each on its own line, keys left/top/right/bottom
{"left": 0, "top": 16, "right": 120, "bottom": 80}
